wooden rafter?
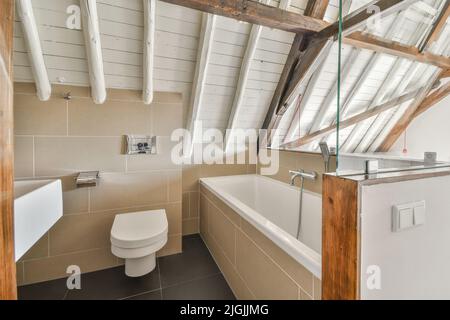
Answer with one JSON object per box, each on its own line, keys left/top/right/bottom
{"left": 282, "top": 87, "right": 422, "bottom": 148}
{"left": 279, "top": 0, "right": 422, "bottom": 111}
{"left": 344, "top": 32, "right": 450, "bottom": 69}
{"left": 413, "top": 80, "right": 450, "bottom": 118}
{"left": 159, "top": 0, "right": 328, "bottom": 33}
{"left": 316, "top": 0, "right": 420, "bottom": 39}
{"left": 376, "top": 69, "right": 443, "bottom": 152}
{"left": 16, "top": 0, "right": 51, "bottom": 101}
{"left": 80, "top": 0, "right": 106, "bottom": 104}
{"left": 143, "top": 0, "right": 156, "bottom": 104}
{"left": 420, "top": 1, "right": 450, "bottom": 51}
{"left": 261, "top": 0, "right": 332, "bottom": 146}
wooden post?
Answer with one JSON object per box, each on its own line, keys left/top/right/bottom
{"left": 0, "top": 0, "right": 17, "bottom": 300}
{"left": 322, "top": 175, "right": 360, "bottom": 299}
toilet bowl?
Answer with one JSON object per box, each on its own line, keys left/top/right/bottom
{"left": 110, "top": 209, "right": 168, "bottom": 277}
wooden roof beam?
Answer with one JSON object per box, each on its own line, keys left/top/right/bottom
{"left": 158, "top": 0, "right": 329, "bottom": 33}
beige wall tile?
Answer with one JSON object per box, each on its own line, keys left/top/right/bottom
{"left": 68, "top": 97, "right": 151, "bottom": 136}
{"left": 240, "top": 219, "right": 314, "bottom": 294}
{"left": 126, "top": 137, "right": 180, "bottom": 171}
{"left": 182, "top": 218, "right": 199, "bottom": 235}
{"left": 23, "top": 248, "right": 118, "bottom": 285}
{"left": 200, "top": 164, "right": 249, "bottom": 178}
{"left": 14, "top": 94, "right": 67, "bottom": 135}
{"left": 247, "top": 164, "right": 257, "bottom": 174}
{"left": 157, "top": 234, "right": 182, "bottom": 257}
{"left": 182, "top": 192, "right": 190, "bottom": 219}
{"left": 34, "top": 136, "right": 125, "bottom": 176}
{"left": 259, "top": 149, "right": 336, "bottom": 194}
{"left": 151, "top": 102, "right": 183, "bottom": 136}
{"left": 14, "top": 136, "right": 34, "bottom": 178}
{"left": 201, "top": 187, "right": 240, "bottom": 226}
{"left": 313, "top": 276, "right": 322, "bottom": 300}
{"left": 299, "top": 288, "right": 313, "bottom": 300}
{"left": 200, "top": 193, "right": 208, "bottom": 235}
{"left": 209, "top": 202, "right": 236, "bottom": 264}
{"left": 16, "top": 262, "right": 24, "bottom": 286}
{"left": 60, "top": 175, "right": 89, "bottom": 215}
{"left": 161, "top": 202, "right": 182, "bottom": 235}
{"left": 49, "top": 212, "right": 116, "bottom": 256}
{"left": 202, "top": 233, "right": 255, "bottom": 300}
{"left": 89, "top": 172, "right": 168, "bottom": 212}
{"left": 167, "top": 170, "right": 182, "bottom": 202}
{"left": 189, "top": 191, "right": 199, "bottom": 217}
{"left": 182, "top": 164, "right": 200, "bottom": 192}
{"left": 20, "top": 233, "right": 49, "bottom": 261}
{"left": 236, "top": 230, "right": 299, "bottom": 300}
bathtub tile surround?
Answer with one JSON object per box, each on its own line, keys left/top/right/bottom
{"left": 18, "top": 235, "right": 235, "bottom": 300}
{"left": 258, "top": 149, "right": 336, "bottom": 194}
{"left": 14, "top": 84, "right": 183, "bottom": 285}
{"left": 199, "top": 176, "right": 322, "bottom": 300}
{"left": 181, "top": 162, "right": 256, "bottom": 236}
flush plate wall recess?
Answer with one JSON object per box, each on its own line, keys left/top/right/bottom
{"left": 126, "top": 135, "right": 157, "bottom": 155}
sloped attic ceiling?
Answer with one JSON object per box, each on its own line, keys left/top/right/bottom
{"left": 13, "top": 0, "right": 450, "bottom": 154}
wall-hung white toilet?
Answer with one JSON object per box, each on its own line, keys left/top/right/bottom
{"left": 110, "top": 209, "right": 168, "bottom": 277}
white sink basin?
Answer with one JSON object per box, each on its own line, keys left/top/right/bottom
{"left": 14, "top": 179, "right": 63, "bottom": 261}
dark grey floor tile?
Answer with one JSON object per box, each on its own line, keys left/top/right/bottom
{"left": 159, "top": 234, "right": 220, "bottom": 287}
{"left": 162, "top": 274, "right": 235, "bottom": 300}
{"left": 65, "top": 265, "right": 160, "bottom": 300}
{"left": 18, "top": 278, "right": 68, "bottom": 300}
{"left": 123, "top": 289, "right": 162, "bottom": 300}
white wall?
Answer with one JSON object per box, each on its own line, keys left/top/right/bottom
{"left": 360, "top": 174, "right": 450, "bottom": 299}
{"left": 391, "top": 94, "right": 450, "bottom": 161}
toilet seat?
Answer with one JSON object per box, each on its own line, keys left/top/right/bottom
{"left": 110, "top": 209, "right": 169, "bottom": 277}
{"left": 111, "top": 209, "right": 168, "bottom": 249}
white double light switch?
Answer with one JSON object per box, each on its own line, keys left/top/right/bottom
{"left": 392, "top": 201, "right": 426, "bottom": 232}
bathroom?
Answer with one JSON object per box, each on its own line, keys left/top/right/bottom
{"left": 1, "top": 0, "right": 450, "bottom": 304}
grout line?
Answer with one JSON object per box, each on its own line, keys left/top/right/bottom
{"left": 200, "top": 232, "right": 255, "bottom": 300}
{"left": 66, "top": 100, "right": 69, "bottom": 136}
{"left": 160, "top": 271, "right": 222, "bottom": 291}
{"left": 119, "top": 288, "right": 161, "bottom": 301}
{"left": 157, "top": 258, "right": 163, "bottom": 299}
{"left": 32, "top": 136, "right": 35, "bottom": 177}
{"left": 62, "top": 289, "right": 69, "bottom": 300}
{"left": 187, "top": 189, "right": 191, "bottom": 218}
{"left": 87, "top": 188, "right": 91, "bottom": 213}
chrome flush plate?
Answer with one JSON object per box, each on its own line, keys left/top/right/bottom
{"left": 126, "top": 135, "right": 157, "bottom": 155}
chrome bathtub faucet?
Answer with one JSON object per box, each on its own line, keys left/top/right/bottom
{"left": 289, "top": 170, "right": 317, "bottom": 185}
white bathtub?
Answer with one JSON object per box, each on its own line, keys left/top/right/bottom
{"left": 200, "top": 174, "right": 322, "bottom": 278}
